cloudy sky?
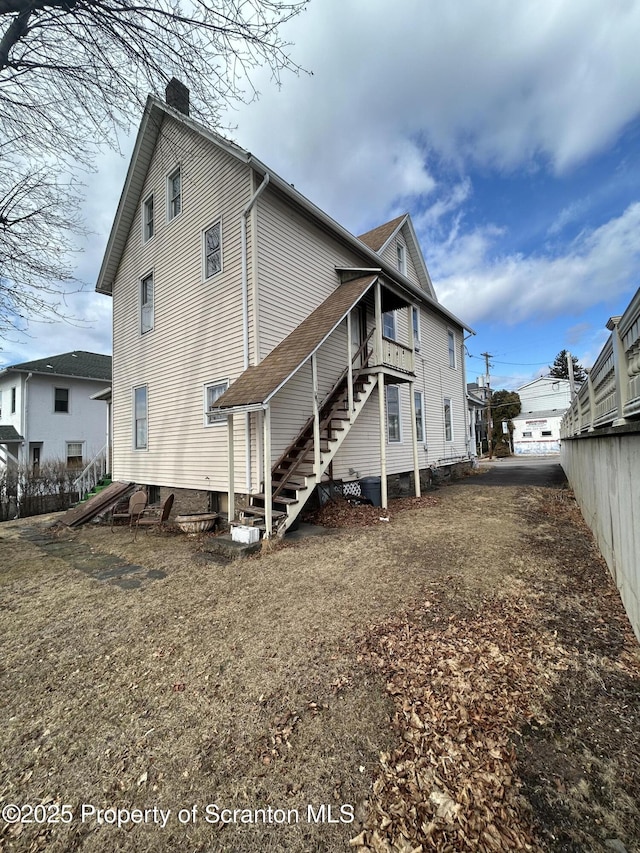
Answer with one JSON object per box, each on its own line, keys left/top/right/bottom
{"left": 3, "top": 0, "right": 640, "bottom": 391}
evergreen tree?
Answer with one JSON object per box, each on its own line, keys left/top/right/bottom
{"left": 549, "top": 350, "right": 587, "bottom": 383}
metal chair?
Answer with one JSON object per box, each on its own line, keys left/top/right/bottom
{"left": 133, "top": 493, "right": 174, "bottom": 540}
{"left": 110, "top": 490, "right": 147, "bottom": 531}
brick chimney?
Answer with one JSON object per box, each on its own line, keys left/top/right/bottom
{"left": 165, "top": 78, "right": 190, "bottom": 116}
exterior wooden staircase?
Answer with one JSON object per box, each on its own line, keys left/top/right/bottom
{"left": 240, "top": 337, "right": 377, "bottom": 536}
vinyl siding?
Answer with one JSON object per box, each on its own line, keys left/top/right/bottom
{"left": 256, "top": 188, "right": 367, "bottom": 359}
{"left": 111, "top": 118, "right": 255, "bottom": 492}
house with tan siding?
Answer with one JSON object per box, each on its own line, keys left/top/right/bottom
{"left": 97, "top": 80, "right": 474, "bottom": 536}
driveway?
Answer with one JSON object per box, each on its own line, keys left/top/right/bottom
{"left": 467, "top": 454, "right": 567, "bottom": 487}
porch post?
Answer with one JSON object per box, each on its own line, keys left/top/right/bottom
{"left": 227, "top": 413, "right": 235, "bottom": 524}
{"left": 409, "top": 382, "right": 421, "bottom": 497}
{"left": 263, "top": 405, "right": 273, "bottom": 538}
{"left": 311, "top": 355, "right": 321, "bottom": 478}
{"left": 377, "top": 373, "right": 388, "bottom": 510}
{"left": 374, "top": 279, "right": 383, "bottom": 365}
{"left": 346, "top": 310, "right": 354, "bottom": 413}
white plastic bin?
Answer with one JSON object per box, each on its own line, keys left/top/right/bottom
{"left": 231, "top": 525, "right": 260, "bottom": 544}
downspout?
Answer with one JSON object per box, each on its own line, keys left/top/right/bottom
{"left": 241, "top": 171, "right": 270, "bottom": 492}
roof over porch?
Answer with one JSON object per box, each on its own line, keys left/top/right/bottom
{"left": 211, "top": 275, "right": 378, "bottom": 411}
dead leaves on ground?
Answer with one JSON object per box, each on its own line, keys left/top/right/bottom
{"left": 352, "top": 597, "right": 574, "bottom": 852}
{"left": 305, "top": 495, "right": 439, "bottom": 529}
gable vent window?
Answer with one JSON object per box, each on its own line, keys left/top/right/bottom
{"left": 397, "top": 243, "right": 406, "bottom": 275}
{"left": 168, "top": 167, "right": 181, "bottom": 220}
{"left": 204, "top": 221, "right": 222, "bottom": 279}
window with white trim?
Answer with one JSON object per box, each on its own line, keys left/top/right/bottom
{"left": 447, "top": 329, "right": 456, "bottom": 368}
{"left": 66, "top": 441, "right": 83, "bottom": 468}
{"left": 134, "top": 386, "right": 148, "bottom": 449}
{"left": 444, "top": 397, "right": 453, "bottom": 441}
{"left": 11, "top": 386, "right": 16, "bottom": 414}
{"left": 203, "top": 221, "right": 222, "bottom": 279}
{"left": 54, "top": 387, "right": 69, "bottom": 413}
{"left": 386, "top": 385, "right": 401, "bottom": 442}
{"left": 141, "top": 272, "right": 154, "bottom": 334}
{"left": 143, "top": 194, "right": 154, "bottom": 241}
{"left": 412, "top": 307, "right": 420, "bottom": 349}
{"left": 414, "top": 390, "right": 425, "bottom": 443}
{"left": 204, "top": 380, "right": 229, "bottom": 425}
{"left": 168, "top": 167, "right": 181, "bottom": 220}
{"left": 383, "top": 310, "right": 396, "bottom": 340}
{"left": 397, "top": 242, "right": 406, "bottom": 274}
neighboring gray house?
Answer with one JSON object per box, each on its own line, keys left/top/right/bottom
{"left": 0, "top": 351, "right": 111, "bottom": 472}
{"left": 512, "top": 376, "right": 572, "bottom": 455}
{"left": 96, "top": 81, "right": 474, "bottom": 536}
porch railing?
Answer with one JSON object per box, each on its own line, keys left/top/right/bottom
{"left": 376, "top": 336, "right": 415, "bottom": 374}
{"left": 561, "top": 287, "right": 640, "bottom": 436}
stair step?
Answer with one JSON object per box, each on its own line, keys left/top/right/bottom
{"left": 241, "top": 506, "right": 286, "bottom": 520}
{"left": 252, "top": 494, "right": 298, "bottom": 505}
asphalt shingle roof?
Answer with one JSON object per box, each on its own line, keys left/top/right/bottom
{"left": 5, "top": 351, "right": 111, "bottom": 381}
{"left": 358, "top": 215, "right": 407, "bottom": 252}
{"left": 0, "top": 426, "right": 23, "bottom": 442}
{"left": 212, "top": 276, "right": 377, "bottom": 409}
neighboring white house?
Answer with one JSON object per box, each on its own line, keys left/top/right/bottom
{"left": 512, "top": 377, "right": 572, "bottom": 455}
{"left": 0, "top": 351, "right": 112, "bottom": 472}
{"left": 95, "top": 80, "right": 474, "bottom": 535}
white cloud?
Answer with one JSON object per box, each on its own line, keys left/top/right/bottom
{"left": 228, "top": 0, "right": 640, "bottom": 230}
{"left": 434, "top": 203, "right": 640, "bottom": 324}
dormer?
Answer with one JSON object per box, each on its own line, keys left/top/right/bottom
{"left": 358, "top": 213, "right": 437, "bottom": 301}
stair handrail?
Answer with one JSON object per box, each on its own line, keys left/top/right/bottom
{"left": 73, "top": 444, "right": 108, "bottom": 500}
{"left": 270, "top": 328, "right": 375, "bottom": 477}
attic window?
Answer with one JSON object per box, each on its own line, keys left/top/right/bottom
{"left": 168, "top": 168, "right": 181, "bottom": 220}
{"left": 203, "top": 221, "right": 222, "bottom": 279}
{"left": 397, "top": 243, "right": 406, "bottom": 275}
{"left": 143, "top": 194, "right": 154, "bottom": 241}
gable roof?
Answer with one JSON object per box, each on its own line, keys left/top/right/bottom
{"left": 96, "top": 96, "right": 472, "bottom": 333}
{"left": 358, "top": 215, "right": 407, "bottom": 252}
{"left": 2, "top": 352, "right": 112, "bottom": 382}
{"left": 516, "top": 376, "right": 571, "bottom": 393}
{"left": 211, "top": 276, "right": 377, "bottom": 410}
{"left": 358, "top": 215, "right": 436, "bottom": 299}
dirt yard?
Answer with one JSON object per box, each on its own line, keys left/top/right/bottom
{"left": 0, "top": 470, "right": 638, "bottom": 852}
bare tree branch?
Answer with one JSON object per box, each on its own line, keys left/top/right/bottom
{"left": 0, "top": 0, "right": 307, "bottom": 336}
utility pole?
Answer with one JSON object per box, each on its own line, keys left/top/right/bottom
{"left": 481, "top": 352, "right": 493, "bottom": 458}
